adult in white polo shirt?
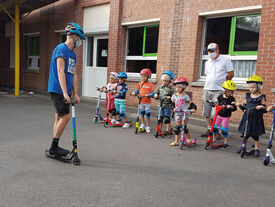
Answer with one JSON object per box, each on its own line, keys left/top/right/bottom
{"left": 201, "top": 43, "right": 234, "bottom": 137}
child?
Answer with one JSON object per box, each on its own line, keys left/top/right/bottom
{"left": 212, "top": 80, "right": 237, "bottom": 149}
{"left": 237, "top": 75, "right": 267, "bottom": 157}
{"left": 104, "top": 72, "right": 118, "bottom": 124}
{"left": 170, "top": 77, "right": 197, "bottom": 146}
{"left": 132, "top": 68, "right": 155, "bottom": 133}
{"left": 154, "top": 71, "right": 175, "bottom": 136}
{"left": 114, "top": 72, "right": 130, "bottom": 128}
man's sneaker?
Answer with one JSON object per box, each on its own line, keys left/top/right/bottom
{"left": 201, "top": 129, "right": 210, "bottom": 137}
{"left": 122, "top": 122, "right": 130, "bottom": 128}
{"left": 49, "top": 146, "right": 70, "bottom": 157}
{"left": 221, "top": 143, "right": 229, "bottom": 149}
{"left": 111, "top": 119, "right": 116, "bottom": 124}
{"left": 140, "top": 123, "right": 145, "bottom": 129}
{"left": 146, "top": 126, "right": 150, "bottom": 133}
{"left": 254, "top": 149, "right": 260, "bottom": 157}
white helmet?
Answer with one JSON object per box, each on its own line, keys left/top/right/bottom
{"left": 110, "top": 72, "right": 118, "bottom": 80}
{"left": 161, "top": 74, "right": 171, "bottom": 81}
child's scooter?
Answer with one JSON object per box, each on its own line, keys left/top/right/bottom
{"left": 239, "top": 106, "right": 257, "bottom": 158}
{"left": 45, "top": 101, "right": 81, "bottom": 165}
{"left": 131, "top": 94, "right": 145, "bottom": 134}
{"left": 155, "top": 97, "right": 173, "bottom": 138}
{"left": 104, "top": 91, "right": 132, "bottom": 128}
{"left": 263, "top": 108, "right": 275, "bottom": 165}
{"left": 93, "top": 87, "right": 105, "bottom": 124}
{"left": 177, "top": 109, "right": 197, "bottom": 150}
{"left": 205, "top": 101, "right": 225, "bottom": 150}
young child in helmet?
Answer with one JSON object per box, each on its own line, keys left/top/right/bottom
{"left": 170, "top": 77, "right": 197, "bottom": 146}
{"left": 154, "top": 71, "right": 175, "bottom": 136}
{"left": 237, "top": 75, "right": 267, "bottom": 157}
{"left": 212, "top": 80, "right": 237, "bottom": 149}
{"left": 114, "top": 72, "right": 130, "bottom": 128}
{"left": 132, "top": 68, "right": 155, "bottom": 133}
{"left": 103, "top": 72, "right": 118, "bottom": 123}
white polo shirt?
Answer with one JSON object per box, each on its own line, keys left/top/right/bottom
{"left": 204, "top": 55, "right": 234, "bottom": 90}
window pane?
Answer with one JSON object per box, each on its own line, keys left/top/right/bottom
{"left": 126, "top": 60, "right": 157, "bottom": 73}
{"left": 204, "top": 17, "right": 231, "bottom": 55}
{"left": 144, "top": 26, "right": 159, "bottom": 54}
{"left": 87, "top": 37, "right": 94, "bottom": 66}
{"left": 28, "top": 36, "right": 40, "bottom": 56}
{"left": 234, "top": 15, "right": 260, "bottom": 51}
{"left": 128, "top": 27, "right": 144, "bottom": 56}
{"left": 231, "top": 60, "right": 256, "bottom": 78}
{"left": 96, "top": 38, "right": 108, "bottom": 67}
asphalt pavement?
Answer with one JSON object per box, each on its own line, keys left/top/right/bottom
{"left": 0, "top": 93, "right": 275, "bottom": 207}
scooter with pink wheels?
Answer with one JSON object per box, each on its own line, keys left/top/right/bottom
{"left": 175, "top": 109, "right": 197, "bottom": 150}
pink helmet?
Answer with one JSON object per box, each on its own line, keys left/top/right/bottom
{"left": 110, "top": 72, "right": 118, "bottom": 79}
{"left": 140, "top": 68, "right": 152, "bottom": 78}
{"left": 173, "top": 77, "right": 189, "bottom": 86}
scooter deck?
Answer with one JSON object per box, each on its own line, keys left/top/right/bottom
{"left": 45, "top": 150, "right": 73, "bottom": 162}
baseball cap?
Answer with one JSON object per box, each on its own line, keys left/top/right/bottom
{"left": 207, "top": 43, "right": 218, "bottom": 51}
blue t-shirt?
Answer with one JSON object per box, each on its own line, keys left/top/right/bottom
{"left": 115, "top": 83, "right": 128, "bottom": 99}
{"left": 48, "top": 43, "right": 76, "bottom": 95}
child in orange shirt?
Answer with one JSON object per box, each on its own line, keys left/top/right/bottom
{"left": 132, "top": 68, "right": 155, "bottom": 133}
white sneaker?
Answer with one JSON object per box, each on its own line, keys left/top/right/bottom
{"left": 146, "top": 126, "right": 150, "bottom": 133}
{"left": 111, "top": 119, "right": 116, "bottom": 124}
{"left": 140, "top": 123, "right": 145, "bottom": 129}
{"left": 122, "top": 122, "right": 130, "bottom": 128}
{"left": 115, "top": 120, "right": 121, "bottom": 124}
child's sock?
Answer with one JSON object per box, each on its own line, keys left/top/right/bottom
{"left": 51, "top": 138, "right": 59, "bottom": 150}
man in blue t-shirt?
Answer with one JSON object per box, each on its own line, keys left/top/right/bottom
{"left": 47, "top": 22, "right": 86, "bottom": 157}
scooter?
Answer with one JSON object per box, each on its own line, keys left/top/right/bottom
{"left": 45, "top": 101, "right": 81, "bottom": 165}
{"left": 177, "top": 109, "right": 197, "bottom": 150}
{"left": 131, "top": 94, "right": 146, "bottom": 134}
{"left": 155, "top": 97, "right": 173, "bottom": 138}
{"left": 263, "top": 108, "right": 275, "bottom": 165}
{"left": 239, "top": 106, "right": 257, "bottom": 158}
{"left": 104, "top": 90, "right": 132, "bottom": 128}
{"left": 93, "top": 87, "right": 105, "bottom": 124}
{"left": 205, "top": 101, "right": 225, "bottom": 150}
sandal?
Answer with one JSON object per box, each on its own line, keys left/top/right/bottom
{"left": 169, "top": 141, "right": 179, "bottom": 146}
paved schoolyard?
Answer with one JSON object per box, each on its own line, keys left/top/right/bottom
{"left": 0, "top": 93, "right": 274, "bottom": 207}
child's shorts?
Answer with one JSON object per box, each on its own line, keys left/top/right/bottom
{"left": 115, "top": 99, "right": 126, "bottom": 116}
{"left": 215, "top": 115, "right": 230, "bottom": 128}
{"left": 139, "top": 103, "right": 151, "bottom": 118}
{"left": 174, "top": 112, "right": 188, "bottom": 122}
{"left": 158, "top": 107, "right": 171, "bottom": 118}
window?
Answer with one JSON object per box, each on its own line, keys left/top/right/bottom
{"left": 87, "top": 37, "right": 94, "bottom": 66}
{"left": 200, "top": 14, "right": 260, "bottom": 81}
{"left": 27, "top": 36, "right": 40, "bottom": 69}
{"left": 125, "top": 25, "right": 159, "bottom": 76}
{"left": 96, "top": 39, "right": 108, "bottom": 67}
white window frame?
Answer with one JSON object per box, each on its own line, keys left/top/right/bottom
{"left": 199, "top": 15, "right": 259, "bottom": 83}
{"left": 124, "top": 25, "right": 158, "bottom": 80}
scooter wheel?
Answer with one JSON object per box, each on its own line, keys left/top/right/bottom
{"left": 240, "top": 150, "right": 245, "bottom": 158}
{"left": 263, "top": 157, "right": 270, "bottom": 166}
{"left": 155, "top": 132, "right": 159, "bottom": 138}
{"left": 93, "top": 117, "right": 98, "bottom": 124}
{"left": 73, "top": 157, "right": 81, "bottom": 165}
{"left": 205, "top": 142, "right": 209, "bottom": 150}
{"left": 104, "top": 123, "right": 109, "bottom": 128}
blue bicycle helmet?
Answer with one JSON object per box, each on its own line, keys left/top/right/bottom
{"left": 118, "top": 72, "right": 127, "bottom": 79}
{"left": 65, "top": 22, "right": 86, "bottom": 40}
{"left": 163, "top": 71, "right": 174, "bottom": 80}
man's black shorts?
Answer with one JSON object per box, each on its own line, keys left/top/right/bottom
{"left": 50, "top": 93, "right": 70, "bottom": 116}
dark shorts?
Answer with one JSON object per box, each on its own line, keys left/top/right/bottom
{"left": 50, "top": 93, "right": 70, "bottom": 116}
